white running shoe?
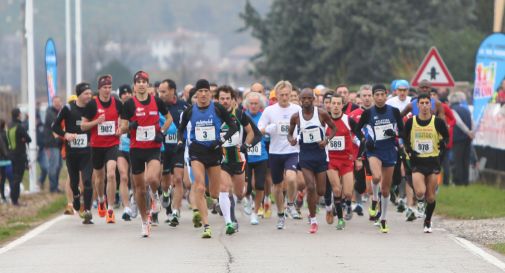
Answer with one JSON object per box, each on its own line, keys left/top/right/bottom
{"left": 250, "top": 213, "right": 259, "bottom": 225}
{"left": 423, "top": 221, "right": 432, "bottom": 233}
{"left": 243, "top": 197, "right": 252, "bottom": 216}
{"left": 286, "top": 205, "right": 301, "bottom": 220}
{"left": 141, "top": 222, "right": 151, "bottom": 238}
{"left": 130, "top": 195, "right": 138, "bottom": 219}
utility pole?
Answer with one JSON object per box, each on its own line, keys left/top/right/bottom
{"left": 66, "top": 0, "right": 72, "bottom": 100}
{"left": 494, "top": 0, "right": 504, "bottom": 32}
{"left": 75, "top": 0, "right": 82, "bottom": 83}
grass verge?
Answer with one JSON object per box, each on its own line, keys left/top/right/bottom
{"left": 489, "top": 243, "right": 505, "bottom": 255}
{"left": 436, "top": 184, "right": 505, "bottom": 219}
{"left": 0, "top": 195, "right": 67, "bottom": 244}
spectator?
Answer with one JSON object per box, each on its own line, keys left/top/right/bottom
{"left": 496, "top": 87, "right": 505, "bottom": 106}
{"left": 6, "top": 108, "right": 32, "bottom": 205}
{"left": 36, "top": 110, "right": 48, "bottom": 189}
{"left": 44, "top": 96, "right": 63, "bottom": 193}
{"left": 449, "top": 91, "right": 473, "bottom": 186}
{"left": 0, "top": 118, "right": 13, "bottom": 203}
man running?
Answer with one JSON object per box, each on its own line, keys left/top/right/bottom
{"left": 288, "top": 89, "right": 336, "bottom": 233}
{"left": 356, "top": 84, "right": 404, "bottom": 233}
{"left": 258, "top": 80, "right": 302, "bottom": 229}
{"left": 81, "top": 75, "right": 122, "bottom": 224}
{"left": 336, "top": 84, "right": 360, "bottom": 115}
{"left": 177, "top": 79, "right": 237, "bottom": 238}
{"left": 404, "top": 93, "right": 449, "bottom": 233}
{"left": 120, "top": 71, "right": 173, "bottom": 237}
{"left": 52, "top": 83, "right": 94, "bottom": 224}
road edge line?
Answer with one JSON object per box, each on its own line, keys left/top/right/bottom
{"left": 0, "top": 215, "right": 66, "bottom": 255}
{"left": 451, "top": 235, "right": 505, "bottom": 272}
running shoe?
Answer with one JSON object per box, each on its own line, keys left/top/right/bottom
{"left": 368, "top": 206, "right": 378, "bottom": 220}
{"left": 72, "top": 197, "right": 81, "bottom": 212}
{"left": 287, "top": 205, "right": 302, "bottom": 220}
{"left": 151, "top": 194, "right": 161, "bottom": 214}
{"left": 379, "top": 220, "right": 389, "bottom": 233}
{"left": 206, "top": 196, "right": 215, "bottom": 210}
{"left": 97, "top": 201, "right": 107, "bottom": 218}
{"left": 264, "top": 204, "right": 272, "bottom": 219}
{"left": 64, "top": 204, "right": 75, "bottom": 215}
{"left": 344, "top": 207, "right": 353, "bottom": 221}
{"left": 326, "top": 208, "right": 334, "bottom": 225}
{"left": 243, "top": 197, "right": 252, "bottom": 216}
{"left": 92, "top": 200, "right": 98, "bottom": 209}
{"left": 423, "top": 220, "right": 432, "bottom": 233}
{"left": 122, "top": 211, "right": 131, "bottom": 221}
{"left": 233, "top": 221, "right": 239, "bottom": 233}
{"left": 106, "top": 209, "right": 115, "bottom": 224}
{"left": 130, "top": 195, "right": 138, "bottom": 219}
{"left": 82, "top": 210, "right": 93, "bottom": 224}
{"left": 202, "top": 226, "right": 212, "bottom": 239}
{"left": 276, "top": 216, "right": 286, "bottom": 230}
{"left": 257, "top": 206, "right": 265, "bottom": 218}
{"left": 250, "top": 213, "right": 259, "bottom": 225}
{"left": 416, "top": 201, "right": 426, "bottom": 218}
{"left": 151, "top": 212, "right": 159, "bottom": 226}
{"left": 295, "top": 191, "right": 304, "bottom": 210}
{"left": 336, "top": 219, "right": 345, "bottom": 230}
{"left": 192, "top": 210, "right": 202, "bottom": 228}
{"left": 78, "top": 207, "right": 85, "bottom": 219}
{"left": 169, "top": 211, "right": 180, "bottom": 227}
{"left": 406, "top": 208, "right": 417, "bottom": 222}
{"left": 141, "top": 222, "right": 151, "bottom": 238}
{"left": 353, "top": 204, "right": 364, "bottom": 216}
{"left": 113, "top": 192, "right": 121, "bottom": 209}
{"left": 162, "top": 191, "right": 171, "bottom": 209}
{"left": 225, "top": 222, "right": 236, "bottom": 235}
{"left": 397, "top": 198, "right": 406, "bottom": 213}
{"left": 309, "top": 222, "right": 318, "bottom": 234}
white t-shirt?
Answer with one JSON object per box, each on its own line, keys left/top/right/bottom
{"left": 386, "top": 96, "right": 411, "bottom": 112}
{"left": 258, "top": 103, "right": 301, "bottom": 154}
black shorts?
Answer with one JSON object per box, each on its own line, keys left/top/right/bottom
{"left": 162, "top": 146, "right": 185, "bottom": 174}
{"left": 189, "top": 143, "right": 222, "bottom": 168}
{"left": 411, "top": 157, "right": 441, "bottom": 176}
{"left": 118, "top": 150, "right": 130, "bottom": 164}
{"left": 130, "top": 148, "right": 161, "bottom": 175}
{"left": 269, "top": 153, "right": 298, "bottom": 184}
{"left": 246, "top": 160, "right": 268, "bottom": 191}
{"left": 222, "top": 160, "right": 246, "bottom": 175}
{"left": 91, "top": 146, "right": 118, "bottom": 170}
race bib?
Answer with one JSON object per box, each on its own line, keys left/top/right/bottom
{"left": 98, "top": 121, "right": 115, "bottom": 136}
{"left": 164, "top": 133, "right": 177, "bottom": 144}
{"left": 195, "top": 126, "right": 216, "bottom": 142}
{"left": 302, "top": 127, "right": 322, "bottom": 143}
{"left": 221, "top": 131, "right": 241, "bottom": 148}
{"left": 374, "top": 124, "right": 394, "bottom": 141}
{"left": 247, "top": 142, "right": 262, "bottom": 156}
{"left": 328, "top": 136, "right": 345, "bottom": 151}
{"left": 136, "top": 125, "right": 155, "bottom": 142}
{"left": 277, "top": 121, "right": 290, "bottom": 136}
{"left": 70, "top": 134, "right": 87, "bottom": 148}
{"left": 414, "top": 139, "right": 434, "bottom": 154}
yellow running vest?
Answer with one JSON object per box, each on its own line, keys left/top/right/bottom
{"left": 410, "top": 116, "right": 441, "bottom": 158}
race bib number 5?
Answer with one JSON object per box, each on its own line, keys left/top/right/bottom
{"left": 98, "top": 121, "right": 115, "bottom": 136}
{"left": 136, "top": 125, "right": 155, "bottom": 142}
{"left": 195, "top": 126, "right": 216, "bottom": 142}
{"left": 302, "top": 127, "right": 322, "bottom": 143}
{"left": 328, "top": 136, "right": 345, "bottom": 151}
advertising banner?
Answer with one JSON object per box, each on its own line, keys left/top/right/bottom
{"left": 45, "top": 39, "right": 57, "bottom": 106}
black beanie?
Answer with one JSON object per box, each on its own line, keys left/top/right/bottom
{"left": 195, "top": 79, "right": 210, "bottom": 91}
{"left": 372, "top": 84, "right": 387, "bottom": 94}
{"left": 118, "top": 84, "right": 132, "bottom": 97}
{"left": 75, "top": 82, "right": 91, "bottom": 96}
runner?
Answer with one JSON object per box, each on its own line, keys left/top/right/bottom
{"left": 217, "top": 85, "right": 261, "bottom": 234}
{"left": 177, "top": 79, "right": 238, "bottom": 238}
{"left": 356, "top": 84, "right": 404, "bottom": 233}
{"left": 81, "top": 75, "right": 122, "bottom": 224}
{"left": 52, "top": 82, "right": 94, "bottom": 224}
{"left": 336, "top": 84, "right": 360, "bottom": 115}
{"left": 404, "top": 93, "right": 449, "bottom": 233}
{"left": 120, "top": 71, "right": 173, "bottom": 237}
{"left": 326, "top": 94, "right": 363, "bottom": 230}
{"left": 258, "top": 80, "right": 302, "bottom": 229}
{"left": 287, "top": 89, "right": 336, "bottom": 233}
{"left": 157, "top": 79, "right": 188, "bottom": 226}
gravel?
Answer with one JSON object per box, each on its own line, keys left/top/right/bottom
{"left": 436, "top": 216, "right": 505, "bottom": 245}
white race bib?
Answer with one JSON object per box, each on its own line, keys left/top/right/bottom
{"left": 221, "top": 131, "right": 241, "bottom": 148}
{"left": 302, "top": 127, "right": 322, "bottom": 143}
{"left": 414, "top": 139, "right": 434, "bottom": 154}
{"left": 164, "top": 133, "right": 177, "bottom": 144}
{"left": 374, "top": 124, "right": 394, "bottom": 141}
{"left": 136, "top": 125, "right": 155, "bottom": 142}
{"left": 195, "top": 126, "right": 216, "bottom": 142}
{"left": 247, "top": 142, "right": 262, "bottom": 156}
{"left": 328, "top": 136, "right": 345, "bottom": 151}
{"left": 98, "top": 121, "right": 115, "bottom": 136}
{"left": 277, "top": 121, "right": 290, "bottom": 136}
{"left": 70, "top": 134, "right": 88, "bottom": 148}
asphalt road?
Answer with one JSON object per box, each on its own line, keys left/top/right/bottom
{"left": 1, "top": 202, "right": 504, "bottom": 273}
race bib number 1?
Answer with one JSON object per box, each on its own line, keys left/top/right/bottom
{"left": 328, "top": 136, "right": 345, "bottom": 151}
{"left": 136, "top": 125, "right": 155, "bottom": 142}
{"left": 98, "top": 121, "right": 115, "bottom": 136}
{"left": 195, "top": 126, "right": 216, "bottom": 142}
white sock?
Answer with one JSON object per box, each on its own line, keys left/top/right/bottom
{"left": 219, "top": 192, "right": 232, "bottom": 224}
{"left": 325, "top": 205, "right": 332, "bottom": 212}
{"left": 310, "top": 217, "right": 317, "bottom": 224}
{"left": 372, "top": 183, "right": 380, "bottom": 201}
{"left": 380, "top": 196, "right": 388, "bottom": 220}
{"left": 98, "top": 196, "right": 105, "bottom": 203}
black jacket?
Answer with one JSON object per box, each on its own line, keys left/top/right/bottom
{"left": 44, "top": 106, "right": 62, "bottom": 148}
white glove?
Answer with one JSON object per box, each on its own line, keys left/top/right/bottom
{"left": 265, "top": 123, "right": 277, "bottom": 135}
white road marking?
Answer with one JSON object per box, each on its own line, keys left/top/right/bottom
{"left": 451, "top": 235, "right": 505, "bottom": 272}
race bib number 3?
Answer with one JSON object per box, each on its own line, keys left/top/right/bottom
{"left": 277, "top": 121, "right": 290, "bottom": 136}
{"left": 247, "top": 142, "right": 262, "bottom": 156}
{"left": 195, "top": 126, "right": 216, "bottom": 142}
{"left": 98, "top": 121, "right": 115, "bottom": 136}
{"left": 165, "top": 133, "right": 177, "bottom": 144}
{"left": 414, "top": 139, "right": 434, "bottom": 154}
{"left": 136, "top": 125, "right": 155, "bottom": 142}
{"left": 302, "top": 127, "right": 322, "bottom": 143}
{"left": 374, "top": 124, "right": 394, "bottom": 141}
{"left": 70, "top": 134, "right": 88, "bottom": 148}
{"left": 221, "top": 132, "right": 240, "bottom": 148}
{"left": 328, "top": 136, "right": 345, "bottom": 151}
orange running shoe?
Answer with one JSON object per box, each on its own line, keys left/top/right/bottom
{"left": 98, "top": 201, "right": 107, "bottom": 218}
{"left": 106, "top": 209, "right": 115, "bottom": 224}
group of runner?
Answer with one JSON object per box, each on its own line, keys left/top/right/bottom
{"left": 53, "top": 71, "right": 449, "bottom": 238}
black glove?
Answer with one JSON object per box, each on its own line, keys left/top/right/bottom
{"left": 366, "top": 139, "right": 375, "bottom": 152}
{"left": 409, "top": 149, "right": 420, "bottom": 159}
{"left": 175, "top": 142, "right": 185, "bottom": 153}
{"left": 240, "top": 143, "right": 249, "bottom": 154}
{"left": 129, "top": 121, "right": 138, "bottom": 130}
{"left": 154, "top": 131, "right": 164, "bottom": 143}
{"left": 384, "top": 128, "right": 396, "bottom": 137}
{"left": 210, "top": 140, "right": 223, "bottom": 150}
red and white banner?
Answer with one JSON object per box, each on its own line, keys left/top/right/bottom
{"left": 474, "top": 103, "right": 505, "bottom": 150}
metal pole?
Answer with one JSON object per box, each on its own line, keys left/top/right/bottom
{"left": 75, "top": 0, "right": 82, "bottom": 83}
{"left": 494, "top": 0, "right": 504, "bottom": 32}
{"left": 65, "top": 0, "right": 72, "bottom": 99}
{"left": 25, "top": 0, "right": 38, "bottom": 192}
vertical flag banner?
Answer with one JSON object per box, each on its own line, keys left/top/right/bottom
{"left": 473, "top": 33, "right": 505, "bottom": 127}
{"left": 45, "top": 39, "right": 58, "bottom": 106}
